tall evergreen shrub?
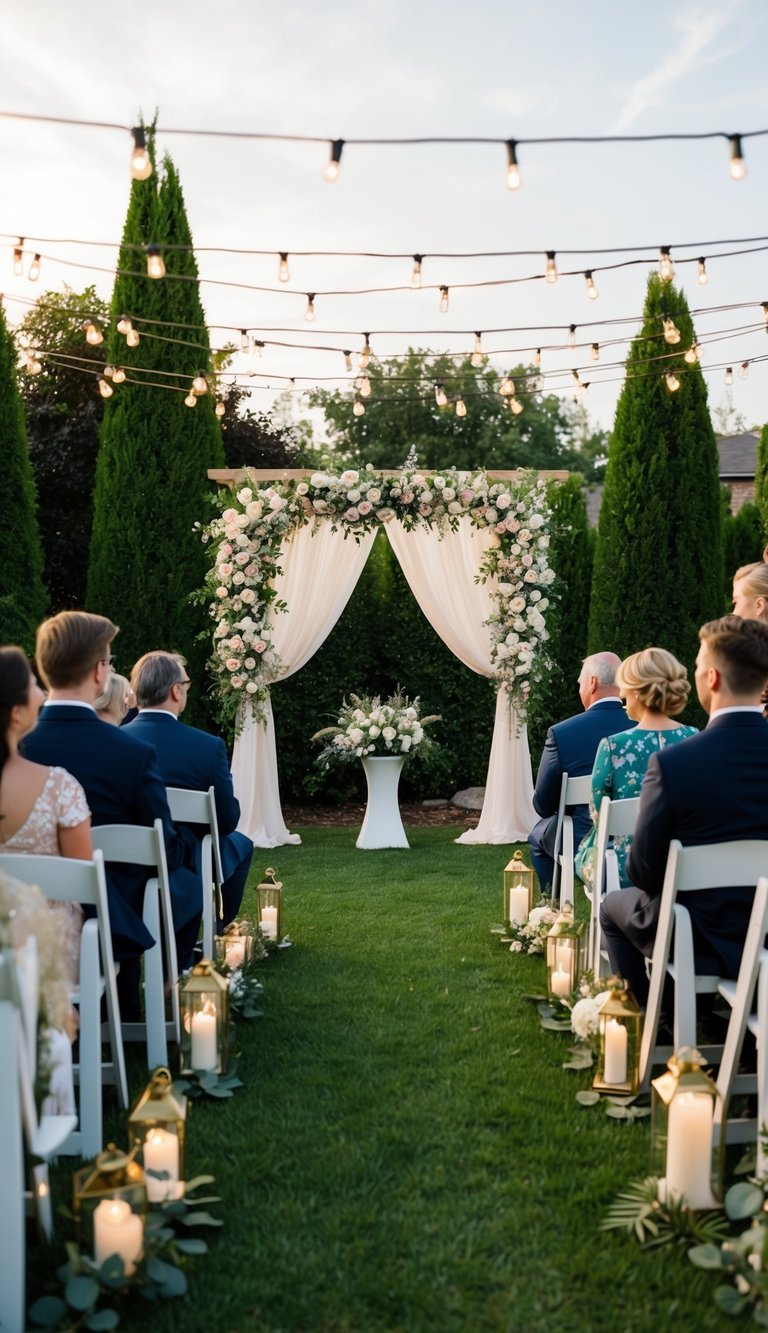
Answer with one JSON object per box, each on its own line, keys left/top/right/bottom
{"left": 723, "top": 501, "right": 764, "bottom": 606}
{"left": 755, "top": 422, "right": 768, "bottom": 530}
{"left": 0, "top": 306, "right": 46, "bottom": 650}
{"left": 588, "top": 273, "right": 722, "bottom": 678}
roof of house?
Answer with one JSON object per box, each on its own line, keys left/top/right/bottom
{"left": 717, "top": 431, "right": 759, "bottom": 477}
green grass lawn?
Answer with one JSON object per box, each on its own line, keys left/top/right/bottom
{"left": 32, "top": 827, "right": 730, "bottom": 1332}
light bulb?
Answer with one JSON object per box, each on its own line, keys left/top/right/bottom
{"left": 112, "top": 366, "right": 126, "bottom": 383}
{"left": 697, "top": 257, "right": 708, "bottom": 285}
{"left": 343, "top": 350, "right": 353, "bottom": 372}
{"left": 305, "top": 293, "right": 315, "bottom": 322}
{"left": 659, "top": 247, "right": 674, "bottom": 280}
{"left": 509, "top": 397, "right": 524, "bottom": 415}
{"left": 353, "top": 397, "right": 365, "bottom": 417}
{"left": 192, "top": 373, "right": 209, "bottom": 394}
{"left": 739, "top": 361, "right": 750, "bottom": 380}
{"left": 568, "top": 324, "right": 576, "bottom": 348}
{"left": 439, "top": 285, "right": 449, "bottom": 313}
{"left": 591, "top": 343, "right": 600, "bottom": 362}
{"left": 359, "top": 336, "right": 371, "bottom": 370}
{"left": 545, "top": 252, "right": 557, "bottom": 283}
{"left": 729, "top": 134, "right": 747, "bottom": 181}
{"left": 533, "top": 348, "right": 541, "bottom": 369}
{"left": 725, "top": 366, "right": 734, "bottom": 385}
{"left": 252, "top": 340, "right": 264, "bottom": 357}
{"left": 763, "top": 302, "right": 768, "bottom": 331}
{"left": 585, "top": 271, "right": 599, "bottom": 300}
{"left": 126, "top": 328, "right": 140, "bottom": 348}
{"left": 13, "top": 243, "right": 23, "bottom": 276}
{"left": 278, "top": 252, "right": 290, "bottom": 283}
{"left": 103, "top": 365, "right": 115, "bottom": 378}
{"left": 240, "top": 329, "right": 249, "bottom": 351}
{"left": 322, "top": 138, "right": 344, "bottom": 183}
{"left": 411, "top": 255, "right": 423, "bottom": 288}
{"left": 184, "top": 391, "right": 198, "bottom": 407}
{"left": 665, "top": 371, "right": 680, "bottom": 392}
{"left": 84, "top": 321, "right": 103, "bottom": 346}
{"left": 684, "top": 344, "right": 699, "bottom": 365}
{"left": 146, "top": 245, "right": 166, "bottom": 279}
{"left": 117, "top": 314, "right": 132, "bottom": 335}
{"left": 505, "top": 139, "right": 522, "bottom": 191}
{"left": 434, "top": 382, "right": 448, "bottom": 407}
{"left": 215, "top": 400, "right": 226, "bottom": 417}
{"left": 455, "top": 397, "right": 467, "bottom": 416}
{"left": 26, "top": 356, "right": 42, "bottom": 375}
{"left": 571, "top": 369, "right": 581, "bottom": 386}
{"left": 359, "top": 373, "right": 371, "bottom": 398}
{"left": 130, "top": 126, "right": 153, "bottom": 181}
{"left": 28, "top": 254, "right": 41, "bottom": 282}
{"left": 499, "top": 375, "right": 514, "bottom": 397}
{"left": 471, "top": 333, "right": 483, "bottom": 367}
{"left": 98, "top": 376, "right": 113, "bottom": 399}
{"left": 662, "top": 318, "right": 681, "bottom": 345}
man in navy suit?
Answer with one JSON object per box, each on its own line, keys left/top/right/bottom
{"left": 601, "top": 615, "right": 768, "bottom": 1004}
{"left": 24, "top": 611, "right": 201, "bottom": 1014}
{"left": 125, "top": 651, "right": 253, "bottom": 929}
{"left": 528, "top": 652, "right": 630, "bottom": 892}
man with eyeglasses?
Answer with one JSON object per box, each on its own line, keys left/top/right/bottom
{"left": 125, "top": 651, "right": 253, "bottom": 935}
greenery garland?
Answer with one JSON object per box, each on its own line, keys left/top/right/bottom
{"left": 198, "top": 465, "right": 554, "bottom": 728}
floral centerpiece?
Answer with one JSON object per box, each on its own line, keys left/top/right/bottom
{"left": 507, "top": 900, "right": 557, "bottom": 955}
{"left": 312, "top": 691, "right": 440, "bottom": 768}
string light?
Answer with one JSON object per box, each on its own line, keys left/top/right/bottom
{"left": 251, "top": 339, "right": 264, "bottom": 357}
{"left": 26, "top": 353, "right": 42, "bottom": 375}
{"left": 13, "top": 242, "right": 23, "bottom": 276}
{"left": 568, "top": 324, "right": 576, "bottom": 348}
{"left": 192, "top": 372, "right": 209, "bottom": 394}
{"left": 698, "top": 257, "right": 708, "bottom": 285}
{"left": 499, "top": 375, "right": 514, "bottom": 397}
{"left": 505, "top": 139, "right": 522, "bottom": 191}
{"left": 545, "top": 252, "right": 557, "bottom": 284}
{"left": 358, "top": 373, "right": 371, "bottom": 398}
{"left": 322, "top": 138, "right": 344, "bottom": 183}
{"left": 116, "top": 314, "right": 131, "bottom": 335}
{"left": 27, "top": 253, "right": 41, "bottom": 281}
{"left": 471, "top": 332, "right": 483, "bottom": 367}
{"left": 278, "top": 252, "right": 290, "bottom": 283}
{"left": 215, "top": 400, "right": 226, "bottom": 417}
{"left": 184, "top": 390, "right": 198, "bottom": 407}
{"left": 659, "top": 247, "right": 674, "bottom": 280}
{"left": 126, "top": 327, "right": 140, "bottom": 348}
{"left": 343, "top": 350, "right": 353, "bottom": 372}
{"left": 763, "top": 302, "right": 768, "bottom": 331}
{"left": 571, "top": 368, "right": 581, "bottom": 386}
{"left": 739, "top": 360, "right": 750, "bottom": 379}
{"left": 724, "top": 366, "right": 734, "bottom": 385}
{"left": 410, "top": 254, "right": 423, "bottom": 288}
{"left": 359, "top": 335, "right": 372, "bottom": 370}
{"left": 103, "top": 364, "right": 115, "bottom": 378}
{"left": 146, "top": 245, "right": 166, "bottom": 279}
{"left": 112, "top": 366, "right": 126, "bottom": 383}
{"left": 591, "top": 342, "right": 600, "bottom": 362}
{"left": 532, "top": 348, "right": 541, "bottom": 369}
{"left": 585, "top": 270, "right": 599, "bottom": 300}
{"left": 439, "top": 285, "right": 449, "bottom": 313}
{"left": 97, "top": 375, "right": 113, "bottom": 398}
{"left": 240, "top": 329, "right": 249, "bottom": 351}
{"left": 353, "top": 396, "right": 365, "bottom": 416}
{"left": 455, "top": 396, "right": 467, "bottom": 416}
{"left": 684, "top": 343, "right": 700, "bottom": 364}
{"left": 434, "top": 382, "right": 448, "bottom": 407}
{"left": 130, "top": 126, "right": 153, "bottom": 181}
{"left": 305, "top": 293, "right": 316, "bottom": 321}
{"left": 84, "top": 321, "right": 103, "bottom": 346}
{"left": 665, "top": 371, "right": 680, "bottom": 391}
{"left": 729, "top": 134, "right": 747, "bottom": 181}
{"left": 662, "top": 317, "right": 681, "bottom": 345}
{"left": 509, "top": 397, "right": 524, "bottom": 415}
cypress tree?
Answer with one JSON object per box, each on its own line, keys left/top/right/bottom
{"left": 0, "top": 305, "right": 47, "bottom": 650}
{"left": 723, "top": 501, "right": 764, "bottom": 604}
{"left": 588, "top": 273, "right": 722, "bottom": 674}
{"left": 87, "top": 146, "right": 224, "bottom": 704}
{"left": 755, "top": 422, "right": 768, "bottom": 527}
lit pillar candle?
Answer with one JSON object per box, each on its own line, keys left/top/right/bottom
{"left": 603, "top": 1019, "right": 628, "bottom": 1085}
{"left": 260, "top": 906, "right": 278, "bottom": 940}
{"left": 143, "top": 1128, "right": 180, "bottom": 1202}
{"left": 225, "top": 939, "right": 246, "bottom": 969}
{"left": 665, "top": 1092, "right": 717, "bottom": 1209}
{"left": 93, "top": 1198, "right": 143, "bottom": 1274}
{"left": 551, "top": 969, "right": 571, "bottom": 999}
{"left": 508, "top": 886, "right": 529, "bottom": 927}
{"left": 190, "top": 1009, "right": 218, "bottom": 1071}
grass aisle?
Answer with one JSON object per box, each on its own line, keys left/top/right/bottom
{"left": 97, "top": 828, "right": 725, "bottom": 1333}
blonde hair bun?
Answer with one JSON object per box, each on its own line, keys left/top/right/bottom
{"left": 616, "top": 647, "right": 690, "bottom": 718}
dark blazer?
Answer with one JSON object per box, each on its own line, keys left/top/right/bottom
{"left": 532, "top": 699, "right": 633, "bottom": 845}
{"left": 627, "top": 710, "right": 768, "bottom": 978}
{"left": 23, "top": 703, "right": 195, "bottom": 955}
{"left": 123, "top": 711, "right": 251, "bottom": 884}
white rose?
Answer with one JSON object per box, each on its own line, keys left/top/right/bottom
{"left": 529, "top": 513, "right": 545, "bottom": 529}
{"left": 269, "top": 494, "right": 286, "bottom": 512}
{"left": 340, "top": 470, "right": 360, "bottom": 486}
{"left": 400, "top": 735, "right": 412, "bottom": 751}
{"left": 348, "top": 727, "right": 364, "bottom": 745}
{"left": 240, "top": 588, "right": 256, "bottom": 604}
{"left": 442, "top": 487, "right": 456, "bottom": 501}
{"left": 496, "top": 493, "right": 511, "bottom": 509}
{"left": 245, "top": 500, "right": 263, "bottom": 520}
{"left": 448, "top": 501, "right": 463, "bottom": 514}
{"left": 382, "top": 726, "right": 397, "bottom": 741}
{"left": 245, "top": 681, "right": 258, "bottom": 694}
{"left": 368, "top": 725, "right": 381, "bottom": 738}
{"left": 509, "top": 596, "right": 526, "bottom": 613}
{"left": 347, "top": 489, "right": 361, "bottom": 504}
{"left": 237, "top": 487, "right": 253, "bottom": 504}
{"left": 367, "top": 488, "right": 382, "bottom": 503}
{"left": 296, "top": 482, "right": 309, "bottom": 496}
{"left": 433, "top": 476, "right": 445, "bottom": 489}
{"left": 538, "top": 535, "right": 550, "bottom": 549}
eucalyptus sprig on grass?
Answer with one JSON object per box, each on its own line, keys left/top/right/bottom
{"left": 176, "top": 1061, "right": 244, "bottom": 1100}
{"left": 601, "top": 1176, "right": 729, "bottom": 1249}
{"left": 688, "top": 1178, "right": 768, "bottom": 1322}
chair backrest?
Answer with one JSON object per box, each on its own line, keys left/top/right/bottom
{"left": 166, "top": 785, "right": 223, "bottom": 883}
{"left": 0, "top": 850, "right": 108, "bottom": 912}
{"left": 563, "top": 773, "right": 593, "bottom": 806}
{"left": 92, "top": 821, "right": 168, "bottom": 875}
{"left": 665, "top": 839, "right": 768, "bottom": 895}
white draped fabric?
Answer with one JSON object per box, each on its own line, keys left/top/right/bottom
{"left": 383, "top": 518, "right": 536, "bottom": 843}
{"left": 231, "top": 523, "right": 377, "bottom": 846}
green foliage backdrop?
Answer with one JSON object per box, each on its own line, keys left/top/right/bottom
{"left": 0, "top": 305, "right": 47, "bottom": 651}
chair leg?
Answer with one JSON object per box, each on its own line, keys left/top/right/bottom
{"left": 78, "top": 922, "right": 103, "bottom": 1158}
{"left": 671, "top": 907, "right": 698, "bottom": 1050}
{"left": 0, "top": 1002, "right": 25, "bottom": 1333}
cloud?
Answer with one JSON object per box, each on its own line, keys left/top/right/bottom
{"left": 614, "top": 3, "right": 741, "bottom": 131}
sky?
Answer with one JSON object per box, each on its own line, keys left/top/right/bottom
{"left": 1, "top": 0, "right": 767, "bottom": 437}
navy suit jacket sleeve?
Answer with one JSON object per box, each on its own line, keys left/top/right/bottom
{"left": 211, "top": 737, "right": 241, "bottom": 836}
{"left": 134, "top": 744, "right": 185, "bottom": 873}
{"left": 625, "top": 752, "right": 674, "bottom": 897}
{"left": 532, "top": 728, "right": 562, "bottom": 819}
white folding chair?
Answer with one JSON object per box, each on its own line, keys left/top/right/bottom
{"left": 753, "top": 952, "right": 768, "bottom": 1177}
{"left": 92, "top": 821, "right": 180, "bottom": 1067}
{"left": 165, "top": 786, "right": 223, "bottom": 960}
{"left": 712, "top": 877, "right": 768, "bottom": 1151}
{"left": 0, "top": 852, "right": 128, "bottom": 1157}
{"left": 639, "top": 839, "right": 768, "bottom": 1091}
{"left": 551, "top": 773, "right": 592, "bottom": 908}
{"left": 0, "top": 980, "right": 25, "bottom": 1333}
{"left": 586, "top": 796, "right": 641, "bottom": 975}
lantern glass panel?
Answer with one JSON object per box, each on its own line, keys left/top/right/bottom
{"left": 127, "top": 1067, "right": 187, "bottom": 1201}
{"left": 256, "top": 868, "right": 283, "bottom": 941}
{"left": 503, "top": 852, "right": 534, "bottom": 927}
{"left": 72, "top": 1144, "right": 146, "bottom": 1270}
{"left": 592, "top": 981, "right": 642, "bottom": 1094}
{"left": 214, "top": 919, "right": 256, "bottom": 970}
{"left": 180, "top": 961, "right": 229, "bottom": 1075}
{"left": 545, "top": 903, "right": 586, "bottom": 1001}
{"left": 650, "top": 1048, "right": 723, "bottom": 1209}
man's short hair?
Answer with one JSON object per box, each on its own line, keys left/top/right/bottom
{"left": 131, "top": 651, "right": 186, "bottom": 709}
{"left": 36, "top": 611, "right": 116, "bottom": 689}
{"left": 699, "top": 614, "right": 768, "bottom": 695}
{"left": 579, "top": 652, "right": 618, "bottom": 687}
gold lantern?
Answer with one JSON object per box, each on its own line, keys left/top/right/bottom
{"left": 651, "top": 1046, "right": 723, "bottom": 1210}
{"left": 545, "top": 901, "right": 586, "bottom": 1002}
{"left": 256, "top": 867, "right": 283, "bottom": 943}
{"left": 592, "top": 977, "right": 642, "bottom": 1095}
{"left": 72, "top": 1144, "right": 146, "bottom": 1274}
{"left": 503, "top": 851, "right": 535, "bottom": 929}
{"left": 127, "top": 1067, "right": 187, "bottom": 1202}
{"left": 213, "top": 917, "right": 257, "bottom": 971}
{"left": 180, "top": 960, "right": 229, "bottom": 1076}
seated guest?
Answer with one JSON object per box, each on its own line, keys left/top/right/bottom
{"left": 575, "top": 648, "right": 697, "bottom": 890}
{"left": 94, "top": 671, "right": 134, "bottom": 726}
{"left": 23, "top": 612, "right": 201, "bottom": 1013}
{"left": 0, "top": 644, "right": 90, "bottom": 986}
{"left": 732, "top": 561, "right": 768, "bottom": 622}
{"left": 125, "top": 652, "right": 253, "bottom": 928}
{"left": 528, "top": 652, "right": 631, "bottom": 893}
{"left": 600, "top": 615, "right": 768, "bottom": 1005}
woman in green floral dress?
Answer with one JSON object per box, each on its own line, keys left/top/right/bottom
{"left": 575, "top": 647, "right": 697, "bottom": 889}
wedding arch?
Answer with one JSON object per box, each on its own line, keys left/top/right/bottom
{"left": 201, "top": 464, "right": 563, "bottom": 848}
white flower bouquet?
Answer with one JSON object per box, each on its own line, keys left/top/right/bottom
{"left": 312, "top": 690, "right": 440, "bottom": 768}
{"left": 507, "top": 900, "right": 557, "bottom": 955}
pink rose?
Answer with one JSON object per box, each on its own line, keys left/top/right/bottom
{"left": 461, "top": 488, "right": 474, "bottom": 504}
{"left": 254, "top": 641, "right": 267, "bottom": 654}
{"left": 402, "top": 492, "right": 415, "bottom": 504}
{"left": 225, "top": 658, "right": 241, "bottom": 671}
{"left": 358, "top": 501, "right": 373, "bottom": 516}
{"left": 220, "top": 543, "right": 233, "bottom": 556}
{"left": 222, "top": 508, "right": 238, "bottom": 522}
{"left": 216, "top": 586, "right": 229, "bottom": 599}
{"left": 217, "top": 563, "right": 233, "bottom": 577}
{"left": 419, "top": 503, "right": 433, "bottom": 516}
{"left": 244, "top": 564, "right": 258, "bottom": 577}
{"left": 231, "top": 676, "right": 244, "bottom": 689}
{"left": 345, "top": 506, "right": 360, "bottom": 521}
{"left": 235, "top": 552, "right": 249, "bottom": 566}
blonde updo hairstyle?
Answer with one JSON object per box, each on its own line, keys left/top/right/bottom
{"left": 94, "top": 672, "right": 133, "bottom": 723}
{"left": 616, "top": 647, "right": 690, "bottom": 718}
{"left": 733, "top": 562, "right": 768, "bottom": 621}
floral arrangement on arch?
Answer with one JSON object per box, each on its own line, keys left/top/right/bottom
{"left": 312, "top": 690, "right": 440, "bottom": 768}
{"left": 198, "top": 465, "right": 555, "bottom": 727}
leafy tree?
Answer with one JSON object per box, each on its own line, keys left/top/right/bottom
{"left": 87, "top": 149, "right": 225, "bottom": 710}
{"left": 0, "top": 305, "right": 47, "bottom": 650}
{"left": 17, "top": 286, "right": 109, "bottom": 609}
{"left": 723, "top": 501, "right": 764, "bottom": 606}
{"left": 217, "top": 384, "right": 301, "bottom": 471}
{"left": 755, "top": 422, "right": 768, "bottom": 524}
{"left": 588, "top": 274, "right": 723, "bottom": 686}
{"left": 712, "top": 390, "right": 749, "bottom": 436}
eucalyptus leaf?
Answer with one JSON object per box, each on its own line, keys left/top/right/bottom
{"left": 173, "top": 1237, "right": 209, "bottom": 1255}
{"left": 28, "top": 1294, "right": 68, "bottom": 1326}
{"left": 147, "top": 1256, "right": 171, "bottom": 1283}
{"left": 539, "top": 1017, "right": 571, "bottom": 1032}
{"left": 605, "top": 1105, "right": 630, "bottom": 1119}
{"left": 715, "top": 1284, "right": 748, "bottom": 1315}
{"left": 158, "top": 1263, "right": 188, "bottom": 1298}
{"left": 688, "top": 1243, "right": 725, "bottom": 1270}
{"left": 180, "top": 1210, "right": 224, "bottom": 1227}
{"left": 576, "top": 1090, "right": 600, "bottom": 1106}
{"left": 184, "top": 1174, "right": 215, "bottom": 1192}
{"left": 752, "top": 1307, "right": 768, "bottom": 1327}
{"left": 65, "top": 1275, "right": 100, "bottom": 1312}
{"left": 202, "top": 1084, "right": 234, "bottom": 1098}
{"left": 725, "top": 1181, "right": 765, "bottom": 1220}
{"left": 84, "top": 1309, "right": 121, "bottom": 1331}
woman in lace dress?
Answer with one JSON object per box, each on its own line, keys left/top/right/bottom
{"left": 575, "top": 648, "right": 698, "bottom": 890}
{"left": 0, "top": 645, "right": 92, "bottom": 981}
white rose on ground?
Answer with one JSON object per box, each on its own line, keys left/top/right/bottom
{"left": 509, "top": 940, "right": 523, "bottom": 953}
